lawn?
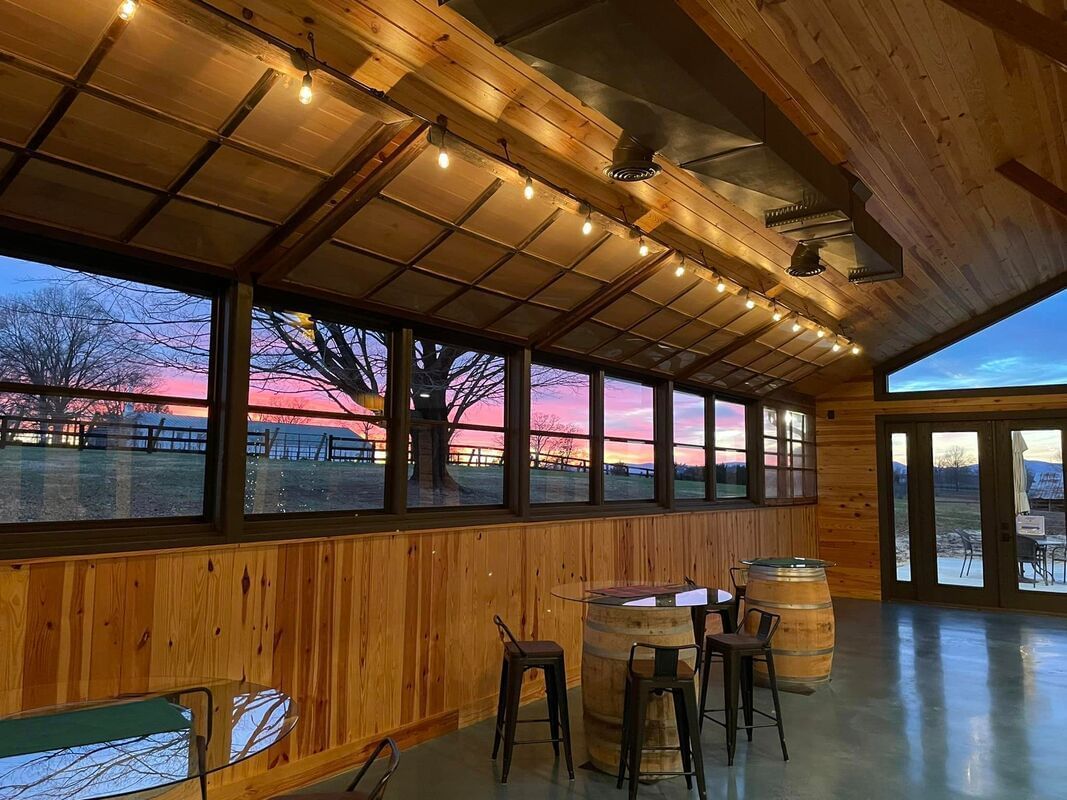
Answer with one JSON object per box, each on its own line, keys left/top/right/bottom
{"left": 0, "top": 449, "right": 750, "bottom": 522}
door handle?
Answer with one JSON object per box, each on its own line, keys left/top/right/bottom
{"left": 1000, "top": 521, "right": 1012, "bottom": 543}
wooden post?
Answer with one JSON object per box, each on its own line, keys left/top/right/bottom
{"left": 0, "top": 416, "right": 7, "bottom": 449}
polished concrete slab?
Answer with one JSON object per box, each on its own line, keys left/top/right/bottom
{"left": 296, "top": 599, "right": 1067, "bottom": 799}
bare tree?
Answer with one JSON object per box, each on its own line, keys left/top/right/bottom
{"left": 0, "top": 284, "right": 156, "bottom": 419}
{"left": 936, "top": 445, "right": 968, "bottom": 492}
{"left": 530, "top": 412, "right": 581, "bottom": 469}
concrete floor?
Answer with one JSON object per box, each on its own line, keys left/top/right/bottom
{"left": 296, "top": 599, "right": 1067, "bottom": 799}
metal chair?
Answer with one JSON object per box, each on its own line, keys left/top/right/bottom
{"left": 272, "top": 738, "right": 399, "bottom": 799}
{"left": 684, "top": 576, "right": 732, "bottom": 655}
{"left": 616, "top": 642, "right": 706, "bottom": 800}
{"left": 957, "top": 530, "right": 980, "bottom": 577}
{"left": 699, "top": 608, "right": 788, "bottom": 766}
{"left": 491, "top": 615, "right": 574, "bottom": 784}
{"left": 729, "top": 566, "right": 748, "bottom": 625}
{"left": 1017, "top": 535, "right": 1049, "bottom": 585}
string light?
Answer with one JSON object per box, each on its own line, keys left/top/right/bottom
{"left": 298, "top": 71, "right": 313, "bottom": 105}
{"left": 816, "top": 328, "right": 826, "bottom": 338}
{"left": 118, "top": 0, "right": 137, "bottom": 20}
{"left": 581, "top": 207, "right": 593, "bottom": 236}
{"left": 523, "top": 175, "right": 534, "bottom": 200}
{"left": 832, "top": 341, "right": 841, "bottom": 352}
{"left": 638, "top": 237, "right": 649, "bottom": 258}
{"left": 851, "top": 343, "right": 862, "bottom": 356}
{"left": 744, "top": 292, "right": 756, "bottom": 310}
{"left": 715, "top": 275, "right": 726, "bottom": 293}
{"left": 437, "top": 136, "right": 450, "bottom": 169}
{"left": 674, "top": 256, "right": 686, "bottom": 278}
{"left": 772, "top": 307, "right": 783, "bottom": 322}
{"left": 791, "top": 317, "right": 802, "bottom": 333}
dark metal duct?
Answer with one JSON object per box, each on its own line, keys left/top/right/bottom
{"left": 605, "top": 136, "right": 661, "bottom": 182}
{"left": 446, "top": 0, "right": 903, "bottom": 283}
{"left": 787, "top": 242, "right": 827, "bottom": 278}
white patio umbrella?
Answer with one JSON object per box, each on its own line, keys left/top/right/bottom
{"left": 1012, "top": 431, "right": 1031, "bottom": 516}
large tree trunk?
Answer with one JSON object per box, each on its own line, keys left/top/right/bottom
{"left": 408, "top": 388, "right": 460, "bottom": 503}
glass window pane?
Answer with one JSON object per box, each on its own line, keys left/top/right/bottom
{"left": 715, "top": 449, "right": 748, "bottom": 499}
{"left": 531, "top": 365, "right": 589, "bottom": 435}
{"left": 531, "top": 436, "right": 590, "bottom": 503}
{"left": 765, "top": 468, "right": 779, "bottom": 499}
{"left": 786, "top": 410, "right": 808, "bottom": 441}
{"left": 763, "top": 407, "right": 778, "bottom": 438}
{"left": 891, "top": 432, "right": 911, "bottom": 583}
{"left": 411, "top": 340, "right": 505, "bottom": 427}
{"left": 0, "top": 256, "right": 212, "bottom": 400}
{"left": 932, "top": 431, "right": 984, "bottom": 588}
{"left": 715, "top": 400, "right": 747, "bottom": 450}
{"left": 604, "top": 378, "right": 653, "bottom": 440}
{"left": 250, "top": 307, "right": 387, "bottom": 415}
{"left": 604, "top": 440, "right": 654, "bottom": 501}
{"left": 0, "top": 396, "right": 206, "bottom": 522}
{"left": 674, "top": 445, "right": 706, "bottom": 500}
{"left": 764, "top": 437, "right": 779, "bottom": 467}
{"left": 408, "top": 426, "right": 504, "bottom": 507}
{"left": 245, "top": 415, "right": 386, "bottom": 514}
{"left": 1012, "top": 429, "right": 1065, "bottom": 594}
{"left": 673, "top": 391, "right": 705, "bottom": 447}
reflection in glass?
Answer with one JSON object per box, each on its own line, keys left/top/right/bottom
{"left": 605, "top": 441, "right": 655, "bottom": 501}
{"left": 1012, "top": 429, "right": 1065, "bottom": 594}
{"left": 674, "top": 445, "right": 705, "bottom": 499}
{"left": 892, "top": 433, "right": 912, "bottom": 582}
{"left": 932, "top": 431, "right": 984, "bottom": 587}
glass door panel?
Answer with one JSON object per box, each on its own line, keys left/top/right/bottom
{"left": 1004, "top": 427, "right": 1065, "bottom": 597}
{"left": 931, "top": 431, "right": 985, "bottom": 588}
{"left": 890, "top": 432, "right": 913, "bottom": 584}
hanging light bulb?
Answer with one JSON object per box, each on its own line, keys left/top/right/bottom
{"left": 523, "top": 175, "right": 534, "bottom": 200}
{"left": 715, "top": 274, "right": 726, "bottom": 293}
{"left": 744, "top": 292, "right": 756, "bottom": 310}
{"left": 674, "top": 256, "right": 686, "bottom": 278}
{"left": 118, "top": 0, "right": 137, "bottom": 20}
{"left": 851, "top": 343, "right": 862, "bottom": 356}
{"left": 298, "top": 71, "right": 313, "bottom": 105}
{"left": 638, "top": 237, "right": 649, "bottom": 258}
{"left": 816, "top": 328, "right": 826, "bottom": 338}
{"left": 832, "top": 341, "right": 841, "bottom": 352}
{"left": 437, "top": 138, "right": 450, "bottom": 169}
{"left": 581, "top": 208, "right": 593, "bottom": 236}
{"left": 791, "top": 317, "right": 802, "bottom": 333}
{"left": 772, "top": 307, "right": 783, "bottom": 322}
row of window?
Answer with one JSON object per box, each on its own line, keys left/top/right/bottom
{"left": 0, "top": 255, "right": 814, "bottom": 531}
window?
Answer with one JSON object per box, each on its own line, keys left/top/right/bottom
{"left": 673, "top": 390, "right": 706, "bottom": 500}
{"left": 530, "top": 365, "right": 591, "bottom": 503}
{"left": 245, "top": 305, "right": 388, "bottom": 514}
{"left": 603, "top": 377, "right": 655, "bottom": 501}
{"left": 886, "top": 287, "right": 1067, "bottom": 394}
{"left": 715, "top": 400, "right": 748, "bottom": 499}
{"left": 408, "top": 339, "right": 505, "bottom": 508}
{"left": 0, "top": 255, "right": 213, "bottom": 524}
{"left": 764, "top": 406, "right": 815, "bottom": 502}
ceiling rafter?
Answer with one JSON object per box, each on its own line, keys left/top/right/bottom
{"left": 257, "top": 121, "right": 430, "bottom": 284}
{"left": 996, "top": 160, "right": 1067, "bottom": 219}
{"left": 936, "top": 0, "right": 1067, "bottom": 70}
{"left": 675, "top": 320, "right": 782, "bottom": 382}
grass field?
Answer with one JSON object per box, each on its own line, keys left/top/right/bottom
{"left": 0, "top": 449, "right": 748, "bottom": 521}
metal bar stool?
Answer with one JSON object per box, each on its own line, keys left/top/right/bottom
{"left": 729, "top": 566, "right": 747, "bottom": 625}
{"left": 616, "top": 642, "right": 706, "bottom": 800}
{"left": 272, "top": 737, "right": 399, "bottom": 799}
{"left": 491, "top": 615, "right": 575, "bottom": 784}
{"left": 698, "top": 608, "right": 788, "bottom": 766}
{"left": 684, "top": 576, "right": 732, "bottom": 656}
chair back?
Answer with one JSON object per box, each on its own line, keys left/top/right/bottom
{"left": 345, "top": 737, "right": 400, "bottom": 800}
{"left": 493, "top": 615, "right": 526, "bottom": 656}
{"left": 1017, "top": 534, "right": 1038, "bottom": 559}
{"left": 729, "top": 566, "right": 748, "bottom": 592}
{"left": 627, "top": 642, "right": 701, "bottom": 679}
{"left": 740, "top": 608, "right": 781, "bottom": 643}
{"left": 958, "top": 530, "right": 979, "bottom": 552}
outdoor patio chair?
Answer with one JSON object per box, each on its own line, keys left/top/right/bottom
{"left": 957, "top": 531, "right": 981, "bottom": 577}
{"left": 1016, "top": 535, "right": 1050, "bottom": 586}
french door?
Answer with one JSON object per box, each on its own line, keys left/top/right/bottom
{"left": 879, "top": 415, "right": 1067, "bottom": 612}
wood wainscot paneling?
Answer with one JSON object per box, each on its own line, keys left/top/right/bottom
{"left": 816, "top": 374, "right": 1067, "bottom": 600}
{"left": 0, "top": 505, "right": 816, "bottom": 799}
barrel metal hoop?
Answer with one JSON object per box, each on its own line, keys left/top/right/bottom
{"left": 772, "top": 646, "right": 836, "bottom": 657}
{"left": 745, "top": 598, "right": 833, "bottom": 611}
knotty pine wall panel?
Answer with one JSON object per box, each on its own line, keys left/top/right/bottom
{"left": 816, "top": 375, "right": 1067, "bottom": 600}
{"left": 0, "top": 506, "right": 816, "bottom": 799}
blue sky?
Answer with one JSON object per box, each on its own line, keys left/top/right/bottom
{"left": 889, "top": 288, "right": 1067, "bottom": 393}
{"left": 0, "top": 255, "right": 71, "bottom": 293}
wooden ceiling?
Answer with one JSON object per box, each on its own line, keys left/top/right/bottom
{"left": 0, "top": 0, "right": 1063, "bottom": 397}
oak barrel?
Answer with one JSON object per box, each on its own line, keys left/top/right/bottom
{"left": 581, "top": 604, "right": 696, "bottom": 775}
{"left": 744, "top": 562, "right": 835, "bottom": 693}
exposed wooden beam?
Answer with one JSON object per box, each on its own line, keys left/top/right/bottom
{"left": 257, "top": 121, "right": 430, "bottom": 284}
{"left": 531, "top": 252, "right": 676, "bottom": 349}
{"left": 996, "top": 159, "right": 1067, "bottom": 219}
{"left": 937, "top": 0, "right": 1067, "bottom": 70}
{"left": 675, "top": 320, "right": 780, "bottom": 382}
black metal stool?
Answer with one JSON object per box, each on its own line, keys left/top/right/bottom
{"left": 698, "top": 608, "right": 788, "bottom": 766}
{"left": 684, "top": 576, "right": 732, "bottom": 656}
{"left": 616, "top": 642, "right": 706, "bottom": 800}
{"left": 729, "top": 566, "right": 747, "bottom": 625}
{"left": 491, "top": 615, "right": 574, "bottom": 783}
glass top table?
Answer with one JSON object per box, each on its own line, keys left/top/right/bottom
{"left": 742, "top": 557, "right": 836, "bottom": 569}
{"left": 552, "top": 580, "right": 732, "bottom": 609}
{"left": 0, "top": 678, "right": 298, "bottom": 800}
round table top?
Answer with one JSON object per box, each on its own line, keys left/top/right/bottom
{"left": 551, "top": 581, "right": 732, "bottom": 609}
{"left": 0, "top": 678, "right": 298, "bottom": 800}
{"left": 742, "top": 556, "right": 836, "bottom": 569}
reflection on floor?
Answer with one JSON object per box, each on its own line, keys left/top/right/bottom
{"left": 897, "top": 558, "right": 1067, "bottom": 594}
{"left": 294, "top": 599, "right": 1067, "bottom": 800}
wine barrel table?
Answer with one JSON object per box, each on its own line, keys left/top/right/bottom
{"left": 741, "top": 557, "right": 836, "bottom": 694}
{"left": 551, "top": 581, "right": 732, "bottom": 776}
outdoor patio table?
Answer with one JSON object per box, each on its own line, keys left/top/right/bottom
{"left": 551, "top": 580, "right": 732, "bottom": 776}
{"left": 0, "top": 678, "right": 298, "bottom": 800}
